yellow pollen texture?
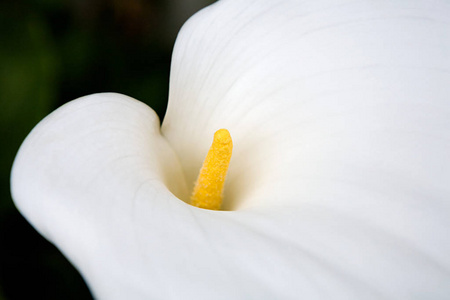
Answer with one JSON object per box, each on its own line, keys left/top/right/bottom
{"left": 190, "top": 129, "right": 233, "bottom": 210}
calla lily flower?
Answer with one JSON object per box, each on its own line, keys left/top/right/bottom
{"left": 11, "top": 0, "right": 450, "bottom": 299}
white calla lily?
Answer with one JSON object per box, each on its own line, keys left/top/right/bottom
{"left": 11, "top": 0, "right": 450, "bottom": 299}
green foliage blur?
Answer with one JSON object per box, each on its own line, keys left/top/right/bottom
{"left": 0, "top": 0, "right": 213, "bottom": 298}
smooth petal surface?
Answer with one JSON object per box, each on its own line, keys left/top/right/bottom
{"left": 11, "top": 93, "right": 192, "bottom": 299}
{"left": 12, "top": 0, "right": 450, "bottom": 299}
{"left": 164, "top": 0, "right": 450, "bottom": 210}
{"left": 162, "top": 0, "right": 450, "bottom": 296}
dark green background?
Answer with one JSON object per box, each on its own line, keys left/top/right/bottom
{"left": 0, "top": 0, "right": 212, "bottom": 298}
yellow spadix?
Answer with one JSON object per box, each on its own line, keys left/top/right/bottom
{"left": 190, "top": 129, "right": 232, "bottom": 210}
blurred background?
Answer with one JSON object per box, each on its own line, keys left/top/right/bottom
{"left": 0, "top": 0, "right": 213, "bottom": 298}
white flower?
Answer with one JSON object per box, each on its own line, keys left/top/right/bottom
{"left": 11, "top": 0, "right": 450, "bottom": 299}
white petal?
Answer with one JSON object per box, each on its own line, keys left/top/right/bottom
{"left": 164, "top": 0, "right": 450, "bottom": 209}
{"left": 11, "top": 93, "right": 190, "bottom": 298}
{"left": 11, "top": 0, "right": 450, "bottom": 299}
{"left": 161, "top": 0, "right": 450, "bottom": 296}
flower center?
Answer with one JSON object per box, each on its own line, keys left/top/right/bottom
{"left": 190, "top": 129, "right": 233, "bottom": 210}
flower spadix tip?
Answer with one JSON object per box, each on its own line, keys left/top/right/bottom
{"left": 214, "top": 128, "right": 232, "bottom": 144}
{"left": 190, "top": 129, "right": 232, "bottom": 210}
